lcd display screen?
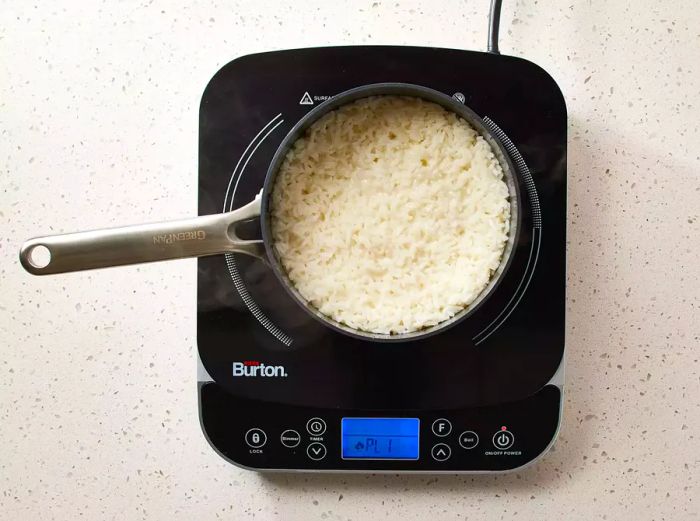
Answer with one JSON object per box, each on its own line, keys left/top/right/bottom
{"left": 341, "top": 418, "right": 419, "bottom": 460}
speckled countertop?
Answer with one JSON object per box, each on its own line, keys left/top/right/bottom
{"left": 1, "top": 0, "right": 698, "bottom": 519}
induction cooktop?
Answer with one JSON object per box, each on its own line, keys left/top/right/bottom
{"left": 196, "top": 45, "right": 567, "bottom": 472}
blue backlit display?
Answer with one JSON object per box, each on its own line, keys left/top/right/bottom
{"left": 341, "top": 418, "right": 419, "bottom": 460}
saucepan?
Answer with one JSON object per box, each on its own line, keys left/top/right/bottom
{"left": 20, "top": 83, "right": 521, "bottom": 341}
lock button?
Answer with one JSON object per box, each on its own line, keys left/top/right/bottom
{"left": 245, "top": 428, "right": 267, "bottom": 448}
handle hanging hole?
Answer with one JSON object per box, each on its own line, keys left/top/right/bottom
{"left": 27, "top": 244, "right": 51, "bottom": 268}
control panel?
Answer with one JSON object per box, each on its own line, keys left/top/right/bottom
{"left": 199, "top": 384, "right": 561, "bottom": 472}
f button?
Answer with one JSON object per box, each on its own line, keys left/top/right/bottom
{"left": 431, "top": 418, "right": 452, "bottom": 437}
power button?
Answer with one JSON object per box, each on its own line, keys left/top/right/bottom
{"left": 492, "top": 428, "right": 514, "bottom": 450}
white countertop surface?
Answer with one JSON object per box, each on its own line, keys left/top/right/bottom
{"left": 1, "top": 0, "right": 698, "bottom": 519}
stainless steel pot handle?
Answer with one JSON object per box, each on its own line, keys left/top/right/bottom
{"left": 19, "top": 195, "right": 265, "bottom": 275}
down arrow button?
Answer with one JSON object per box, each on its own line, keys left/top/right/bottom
{"left": 306, "top": 442, "right": 327, "bottom": 461}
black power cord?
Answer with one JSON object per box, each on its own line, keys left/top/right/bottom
{"left": 487, "top": 0, "right": 503, "bottom": 54}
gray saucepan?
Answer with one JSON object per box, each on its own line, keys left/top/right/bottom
{"left": 20, "top": 82, "right": 521, "bottom": 342}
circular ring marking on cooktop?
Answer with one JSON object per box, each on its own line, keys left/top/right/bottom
{"left": 472, "top": 117, "right": 542, "bottom": 346}
{"left": 222, "top": 113, "right": 283, "bottom": 213}
{"left": 223, "top": 113, "right": 294, "bottom": 347}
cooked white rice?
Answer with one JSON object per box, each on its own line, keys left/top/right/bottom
{"left": 270, "top": 95, "right": 510, "bottom": 335}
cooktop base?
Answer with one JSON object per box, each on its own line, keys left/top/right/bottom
{"left": 197, "top": 46, "right": 567, "bottom": 472}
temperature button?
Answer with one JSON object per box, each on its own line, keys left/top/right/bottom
{"left": 245, "top": 428, "right": 267, "bottom": 448}
{"left": 458, "top": 431, "right": 479, "bottom": 449}
{"left": 492, "top": 428, "right": 514, "bottom": 450}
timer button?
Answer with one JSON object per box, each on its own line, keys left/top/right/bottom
{"left": 492, "top": 428, "right": 514, "bottom": 450}
{"left": 307, "top": 442, "right": 327, "bottom": 461}
{"left": 244, "top": 428, "right": 267, "bottom": 448}
{"left": 431, "top": 443, "right": 451, "bottom": 461}
{"left": 306, "top": 417, "right": 327, "bottom": 436}
{"left": 458, "top": 431, "right": 479, "bottom": 449}
{"left": 431, "top": 418, "right": 452, "bottom": 437}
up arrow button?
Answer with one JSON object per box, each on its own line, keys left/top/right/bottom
{"left": 431, "top": 443, "right": 451, "bottom": 461}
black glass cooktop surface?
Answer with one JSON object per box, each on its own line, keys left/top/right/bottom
{"left": 197, "top": 46, "right": 566, "bottom": 472}
{"left": 197, "top": 47, "right": 566, "bottom": 472}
